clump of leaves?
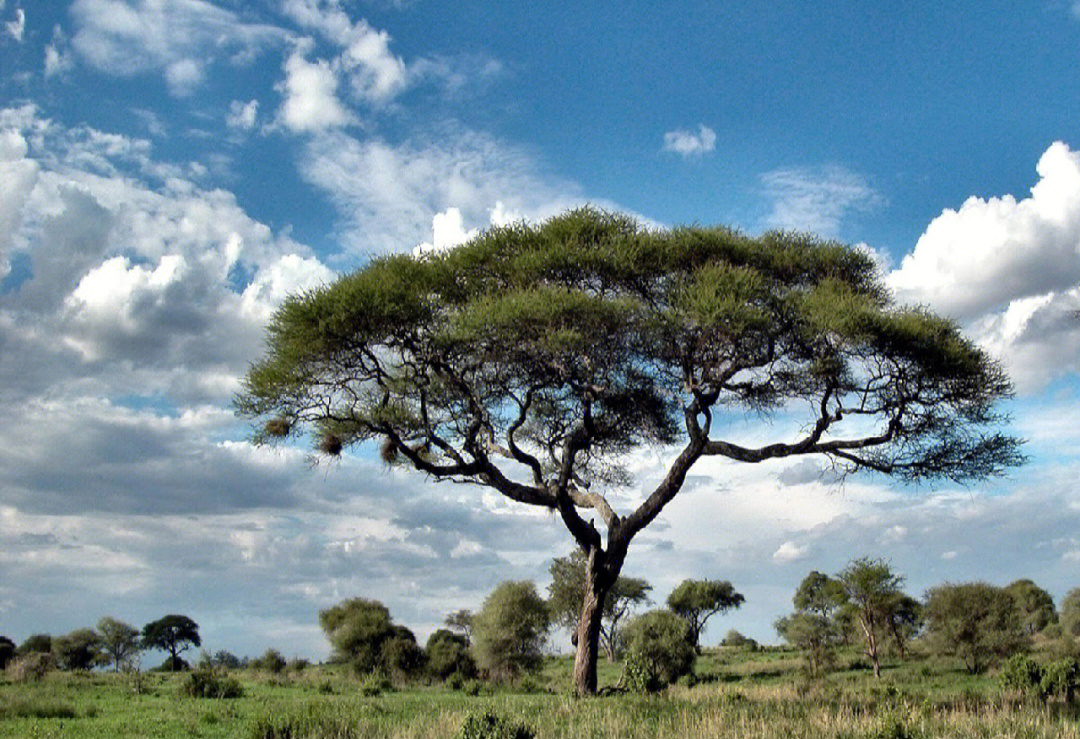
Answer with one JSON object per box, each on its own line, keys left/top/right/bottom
{"left": 458, "top": 711, "right": 536, "bottom": 739}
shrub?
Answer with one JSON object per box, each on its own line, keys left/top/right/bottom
{"left": 471, "top": 581, "right": 549, "bottom": 682}
{"left": 182, "top": 666, "right": 243, "bottom": 699}
{"left": 621, "top": 610, "right": 695, "bottom": 689}
{"left": 426, "top": 629, "right": 476, "bottom": 681}
{"left": 380, "top": 632, "right": 426, "bottom": 683}
{"left": 1040, "top": 658, "right": 1080, "bottom": 704}
{"left": 622, "top": 648, "right": 658, "bottom": 694}
{"left": 721, "top": 629, "right": 758, "bottom": 650}
{"left": 458, "top": 711, "right": 536, "bottom": 739}
{"left": 255, "top": 649, "right": 287, "bottom": 674}
{"left": 155, "top": 656, "right": 190, "bottom": 672}
{"left": 999, "top": 654, "right": 1045, "bottom": 701}
{"left": 358, "top": 671, "right": 392, "bottom": 697}
{"left": 289, "top": 658, "right": 310, "bottom": 672}
{"left": 7, "top": 652, "right": 55, "bottom": 682}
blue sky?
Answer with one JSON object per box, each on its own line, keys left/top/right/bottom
{"left": 1, "top": 0, "right": 1080, "bottom": 661}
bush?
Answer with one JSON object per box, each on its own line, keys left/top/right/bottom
{"left": 721, "top": 629, "right": 758, "bottom": 650}
{"left": 7, "top": 652, "right": 55, "bottom": 682}
{"left": 289, "top": 658, "right": 310, "bottom": 672}
{"left": 622, "top": 610, "right": 695, "bottom": 689}
{"left": 471, "top": 581, "right": 549, "bottom": 682}
{"left": 358, "top": 670, "right": 392, "bottom": 697}
{"left": 426, "top": 629, "right": 476, "bottom": 681}
{"left": 254, "top": 648, "right": 287, "bottom": 674}
{"left": 999, "top": 654, "right": 1045, "bottom": 701}
{"left": 458, "top": 711, "right": 536, "bottom": 739}
{"left": 182, "top": 666, "right": 243, "bottom": 698}
{"left": 1040, "top": 658, "right": 1080, "bottom": 704}
{"left": 155, "top": 656, "right": 190, "bottom": 672}
{"left": 380, "top": 632, "right": 426, "bottom": 683}
{"left": 622, "top": 648, "right": 659, "bottom": 694}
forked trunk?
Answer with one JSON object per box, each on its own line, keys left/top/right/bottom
{"left": 572, "top": 547, "right": 612, "bottom": 696}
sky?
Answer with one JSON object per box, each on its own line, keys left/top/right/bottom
{"left": 1, "top": 0, "right": 1080, "bottom": 662}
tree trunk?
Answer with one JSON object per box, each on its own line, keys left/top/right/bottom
{"left": 572, "top": 547, "right": 612, "bottom": 696}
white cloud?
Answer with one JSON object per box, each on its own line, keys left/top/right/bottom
{"left": 226, "top": 99, "right": 259, "bottom": 131}
{"left": 44, "top": 26, "right": 75, "bottom": 77}
{"left": 772, "top": 541, "right": 807, "bottom": 563}
{"left": 5, "top": 6, "right": 24, "bottom": 41}
{"left": 70, "top": 0, "right": 284, "bottom": 95}
{"left": 412, "top": 207, "right": 478, "bottom": 257}
{"left": 276, "top": 46, "right": 355, "bottom": 132}
{"left": 282, "top": 0, "right": 408, "bottom": 103}
{"left": 298, "top": 128, "right": 592, "bottom": 253}
{"left": 0, "top": 128, "right": 39, "bottom": 278}
{"left": 760, "top": 164, "right": 881, "bottom": 238}
{"left": 662, "top": 124, "right": 716, "bottom": 157}
{"left": 886, "top": 141, "right": 1080, "bottom": 390}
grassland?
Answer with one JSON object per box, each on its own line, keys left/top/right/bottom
{"left": 2, "top": 647, "right": 1078, "bottom": 738}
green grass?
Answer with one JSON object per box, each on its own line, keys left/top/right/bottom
{"left": 2, "top": 648, "right": 1079, "bottom": 738}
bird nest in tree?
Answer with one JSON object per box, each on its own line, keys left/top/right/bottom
{"left": 264, "top": 418, "right": 291, "bottom": 437}
{"left": 320, "top": 433, "right": 343, "bottom": 456}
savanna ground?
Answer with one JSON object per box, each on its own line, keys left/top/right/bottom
{"left": 2, "top": 647, "right": 1078, "bottom": 739}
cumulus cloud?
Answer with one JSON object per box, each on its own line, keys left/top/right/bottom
{"left": 887, "top": 141, "right": 1080, "bottom": 389}
{"left": 276, "top": 45, "right": 355, "bottom": 132}
{"left": 4, "top": 6, "right": 23, "bottom": 41}
{"left": 44, "top": 26, "right": 75, "bottom": 77}
{"left": 69, "top": 0, "right": 284, "bottom": 95}
{"left": 412, "top": 207, "right": 478, "bottom": 257}
{"left": 226, "top": 99, "right": 259, "bottom": 131}
{"left": 662, "top": 124, "right": 716, "bottom": 157}
{"left": 772, "top": 541, "right": 808, "bottom": 563}
{"left": 760, "top": 164, "right": 881, "bottom": 238}
{"left": 0, "top": 128, "right": 39, "bottom": 277}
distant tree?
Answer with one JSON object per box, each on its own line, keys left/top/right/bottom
{"left": 924, "top": 582, "right": 1025, "bottom": 673}
{"left": 547, "top": 549, "right": 651, "bottom": 660}
{"left": 667, "top": 579, "right": 744, "bottom": 652}
{"left": 1062, "top": 589, "right": 1080, "bottom": 637}
{"left": 18, "top": 633, "right": 53, "bottom": 656}
{"left": 425, "top": 629, "right": 476, "bottom": 680}
{"left": 380, "top": 626, "right": 426, "bottom": 683}
{"left": 142, "top": 615, "right": 201, "bottom": 672}
{"left": 53, "top": 628, "right": 103, "bottom": 671}
{"left": 837, "top": 558, "right": 905, "bottom": 678}
{"left": 793, "top": 571, "right": 848, "bottom": 619}
{"left": 254, "top": 648, "right": 287, "bottom": 674}
{"left": 444, "top": 609, "right": 475, "bottom": 646}
{"left": 97, "top": 617, "right": 141, "bottom": 672}
{"left": 471, "top": 580, "right": 550, "bottom": 681}
{"left": 885, "top": 593, "right": 922, "bottom": 659}
{"left": 1005, "top": 579, "right": 1058, "bottom": 636}
{"left": 775, "top": 612, "right": 840, "bottom": 676}
{"left": 0, "top": 636, "right": 15, "bottom": 670}
{"left": 319, "top": 598, "right": 396, "bottom": 673}
{"left": 212, "top": 650, "right": 242, "bottom": 669}
{"left": 720, "top": 629, "right": 758, "bottom": 650}
{"left": 622, "top": 609, "right": 696, "bottom": 688}
{"left": 238, "top": 209, "right": 1022, "bottom": 695}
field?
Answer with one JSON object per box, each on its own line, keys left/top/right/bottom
{"left": 2, "top": 647, "right": 1078, "bottom": 738}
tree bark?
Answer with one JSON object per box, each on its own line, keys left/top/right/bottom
{"left": 572, "top": 546, "right": 612, "bottom": 696}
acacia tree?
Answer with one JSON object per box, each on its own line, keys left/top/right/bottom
{"left": 444, "top": 609, "right": 475, "bottom": 646}
{"left": 142, "top": 615, "right": 200, "bottom": 671}
{"left": 548, "top": 549, "right": 651, "bottom": 660}
{"left": 667, "top": 579, "right": 744, "bottom": 652}
{"left": 838, "top": 558, "right": 905, "bottom": 678}
{"left": 1005, "top": 579, "right": 1057, "bottom": 636}
{"left": 98, "top": 617, "right": 141, "bottom": 672}
{"left": 238, "top": 208, "right": 1022, "bottom": 695}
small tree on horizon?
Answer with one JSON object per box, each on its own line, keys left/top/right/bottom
{"left": 667, "top": 579, "right": 745, "bottom": 652}
{"left": 924, "top": 582, "right": 1026, "bottom": 674}
{"left": 142, "top": 615, "right": 201, "bottom": 672}
{"left": 471, "top": 580, "right": 550, "bottom": 682}
{"left": 98, "top": 617, "right": 141, "bottom": 672}
{"left": 238, "top": 208, "right": 1023, "bottom": 695}
{"left": 838, "top": 557, "right": 906, "bottom": 679}
{"left": 444, "top": 609, "right": 475, "bottom": 646}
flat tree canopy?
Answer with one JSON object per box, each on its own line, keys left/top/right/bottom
{"left": 238, "top": 208, "right": 1022, "bottom": 694}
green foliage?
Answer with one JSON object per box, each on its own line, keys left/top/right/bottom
{"left": 53, "top": 628, "right": 103, "bottom": 671}
{"left": 794, "top": 572, "right": 848, "bottom": 619}
{"left": 924, "top": 582, "right": 1026, "bottom": 674}
{"left": 999, "top": 654, "right": 1045, "bottom": 700}
{"left": 622, "top": 610, "right": 696, "bottom": 688}
{"left": 357, "top": 670, "right": 393, "bottom": 697}
{"left": 775, "top": 612, "right": 841, "bottom": 676}
{"left": 425, "top": 629, "right": 476, "bottom": 680}
{"left": 380, "top": 630, "right": 426, "bottom": 683}
{"left": 445, "top": 609, "right": 475, "bottom": 645}
{"left": 254, "top": 649, "right": 287, "bottom": 674}
{"left": 666, "top": 579, "right": 744, "bottom": 650}
{"left": 182, "top": 666, "right": 244, "bottom": 699}
{"left": 622, "top": 648, "right": 659, "bottom": 694}
{"left": 0, "top": 696, "right": 78, "bottom": 720}
{"left": 142, "top": 614, "right": 201, "bottom": 670}
{"left": 7, "top": 652, "right": 55, "bottom": 682}
{"left": 837, "top": 558, "right": 907, "bottom": 675}
{"left": 1005, "top": 580, "right": 1057, "bottom": 636}
{"left": 458, "top": 711, "right": 536, "bottom": 739}
{"left": 1040, "top": 658, "right": 1080, "bottom": 704}
{"left": 472, "top": 581, "right": 550, "bottom": 681}
{"left": 1060, "top": 588, "right": 1080, "bottom": 637}
{"left": 721, "top": 630, "right": 759, "bottom": 650}
{"left": 97, "top": 617, "right": 141, "bottom": 672}
{"left": 319, "top": 598, "right": 396, "bottom": 673}
{"left": 18, "top": 633, "right": 53, "bottom": 656}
